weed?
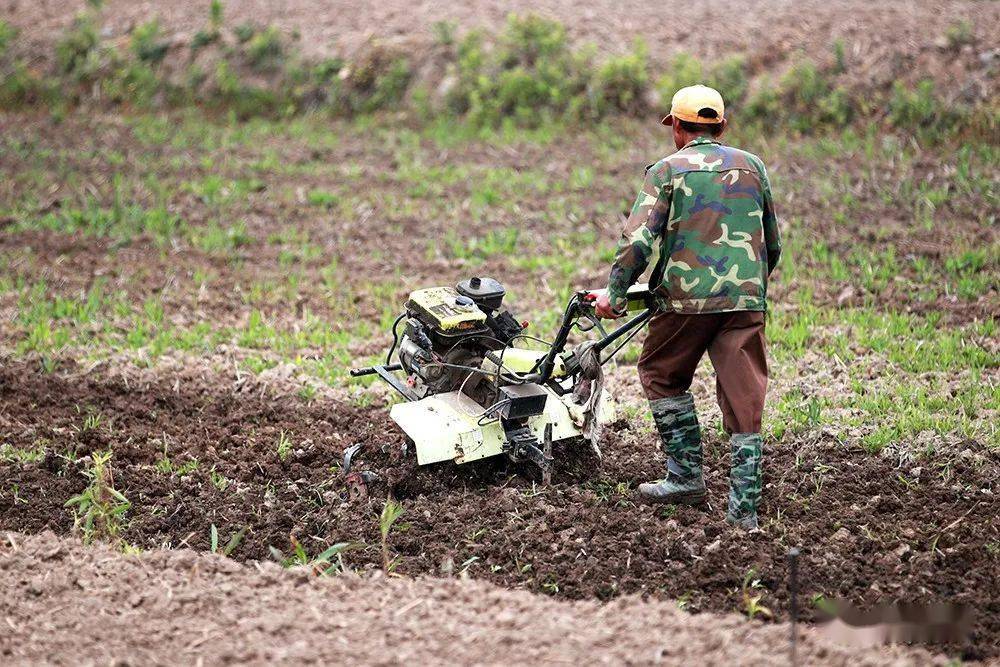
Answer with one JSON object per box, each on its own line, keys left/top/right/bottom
{"left": 297, "top": 384, "right": 318, "bottom": 402}
{"left": 889, "top": 80, "right": 961, "bottom": 136}
{"left": 245, "top": 26, "right": 284, "bottom": 72}
{"left": 459, "top": 555, "right": 480, "bottom": 576}
{"left": 276, "top": 430, "right": 292, "bottom": 461}
{"left": 82, "top": 411, "right": 103, "bottom": 432}
{"left": 55, "top": 14, "right": 99, "bottom": 77}
{"left": 269, "top": 535, "right": 359, "bottom": 575}
{"left": 832, "top": 39, "right": 847, "bottom": 74}
{"left": 740, "top": 568, "right": 773, "bottom": 620}
{"left": 4, "top": 10, "right": 986, "bottom": 133}
{"left": 209, "top": 524, "right": 247, "bottom": 556}
{"left": 811, "top": 593, "right": 838, "bottom": 616}
{"left": 586, "top": 40, "right": 649, "bottom": 117}
{"left": 306, "top": 189, "right": 340, "bottom": 208}
{"left": 154, "top": 443, "right": 199, "bottom": 476}
{"left": 192, "top": 219, "right": 251, "bottom": 254}
{"left": 944, "top": 20, "right": 975, "bottom": 50}
{"left": 209, "top": 466, "right": 231, "bottom": 491}
{"left": 0, "top": 19, "right": 16, "bottom": 55}
{"left": 7, "top": 484, "right": 27, "bottom": 505}
{"left": 0, "top": 442, "right": 46, "bottom": 464}
{"left": 233, "top": 22, "right": 256, "bottom": 44}
{"left": 658, "top": 505, "right": 677, "bottom": 520}
{"left": 655, "top": 52, "right": 705, "bottom": 102}
{"left": 431, "top": 20, "right": 457, "bottom": 47}
{"left": 132, "top": 20, "right": 168, "bottom": 65}
{"left": 192, "top": 0, "right": 224, "bottom": 50}
{"left": 64, "top": 451, "right": 130, "bottom": 544}
{"left": 380, "top": 497, "right": 406, "bottom": 573}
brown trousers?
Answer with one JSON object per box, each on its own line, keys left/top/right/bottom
{"left": 637, "top": 310, "right": 768, "bottom": 434}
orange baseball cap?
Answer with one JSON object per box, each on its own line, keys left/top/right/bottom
{"left": 661, "top": 84, "right": 725, "bottom": 125}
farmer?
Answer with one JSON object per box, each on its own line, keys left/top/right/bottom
{"left": 594, "top": 84, "right": 781, "bottom": 530}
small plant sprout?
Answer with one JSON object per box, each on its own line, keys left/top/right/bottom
{"left": 740, "top": 568, "right": 773, "bottom": 620}
{"left": 64, "top": 451, "right": 130, "bottom": 545}
{"left": 82, "top": 411, "right": 103, "bottom": 432}
{"left": 0, "top": 442, "right": 45, "bottom": 464}
{"left": 297, "top": 384, "right": 318, "bottom": 402}
{"left": 209, "top": 466, "right": 230, "bottom": 491}
{"left": 268, "top": 534, "right": 359, "bottom": 575}
{"left": 210, "top": 524, "right": 247, "bottom": 556}
{"left": 276, "top": 430, "right": 292, "bottom": 461}
{"left": 40, "top": 355, "right": 59, "bottom": 374}
{"left": 459, "top": 555, "right": 480, "bottom": 577}
{"left": 380, "top": 497, "right": 406, "bottom": 573}
{"left": 8, "top": 483, "right": 27, "bottom": 505}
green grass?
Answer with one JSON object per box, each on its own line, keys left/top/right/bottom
{"left": 17, "top": 200, "right": 183, "bottom": 246}
{"left": 0, "top": 442, "right": 47, "bottom": 464}
{"left": 0, "top": 107, "right": 996, "bottom": 465}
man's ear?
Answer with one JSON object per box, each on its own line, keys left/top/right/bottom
{"left": 718, "top": 118, "right": 728, "bottom": 136}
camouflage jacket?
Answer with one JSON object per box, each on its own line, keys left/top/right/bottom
{"left": 607, "top": 137, "right": 781, "bottom": 314}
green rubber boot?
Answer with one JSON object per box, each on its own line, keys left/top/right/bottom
{"left": 726, "top": 433, "right": 762, "bottom": 529}
{"left": 638, "top": 393, "right": 706, "bottom": 505}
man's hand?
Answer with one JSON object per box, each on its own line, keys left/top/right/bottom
{"left": 594, "top": 292, "right": 624, "bottom": 319}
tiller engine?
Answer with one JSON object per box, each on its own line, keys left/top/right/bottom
{"left": 351, "top": 277, "right": 653, "bottom": 483}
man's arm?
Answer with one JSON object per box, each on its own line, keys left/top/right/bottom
{"left": 605, "top": 163, "right": 672, "bottom": 313}
{"left": 757, "top": 160, "right": 781, "bottom": 275}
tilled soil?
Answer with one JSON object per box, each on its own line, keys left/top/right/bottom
{"left": 0, "top": 531, "right": 945, "bottom": 666}
{"left": 0, "top": 360, "right": 997, "bottom": 660}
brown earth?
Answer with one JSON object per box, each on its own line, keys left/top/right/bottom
{"left": 1, "top": 359, "right": 997, "bottom": 661}
{"left": 0, "top": 2, "right": 997, "bottom": 664}
{"left": 0, "top": 531, "right": 948, "bottom": 666}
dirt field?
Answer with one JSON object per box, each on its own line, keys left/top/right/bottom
{"left": 1, "top": 0, "right": 998, "bottom": 664}
{"left": 2, "top": 531, "right": 948, "bottom": 665}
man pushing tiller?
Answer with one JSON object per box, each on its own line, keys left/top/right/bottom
{"left": 595, "top": 84, "right": 781, "bottom": 530}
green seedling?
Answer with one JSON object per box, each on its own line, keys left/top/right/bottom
{"left": 268, "top": 535, "right": 359, "bottom": 575}
{"left": 380, "top": 497, "right": 406, "bottom": 573}
{"left": 210, "top": 524, "right": 247, "bottom": 556}
{"left": 459, "top": 555, "right": 480, "bottom": 576}
{"left": 8, "top": 484, "right": 27, "bottom": 505}
{"left": 276, "top": 430, "right": 292, "bottom": 461}
{"left": 465, "top": 528, "right": 487, "bottom": 546}
{"left": 65, "top": 451, "right": 130, "bottom": 545}
{"left": 155, "top": 442, "right": 198, "bottom": 476}
{"left": 82, "top": 412, "right": 102, "bottom": 432}
{"left": 209, "top": 467, "right": 230, "bottom": 491}
{"left": 740, "top": 568, "right": 773, "bottom": 620}
{"left": 297, "top": 384, "right": 318, "bottom": 402}
{"left": 0, "top": 443, "right": 45, "bottom": 464}
{"left": 39, "top": 355, "right": 59, "bottom": 374}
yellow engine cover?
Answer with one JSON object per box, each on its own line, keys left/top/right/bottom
{"left": 406, "top": 287, "right": 487, "bottom": 332}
